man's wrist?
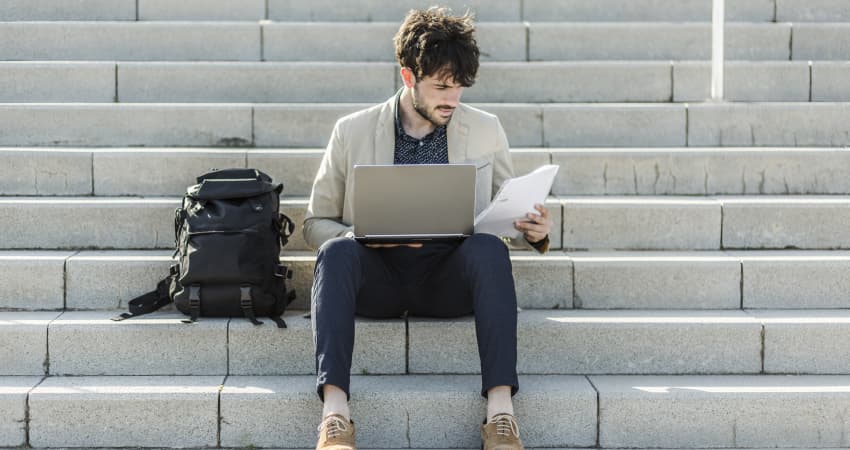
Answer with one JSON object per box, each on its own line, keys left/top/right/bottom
{"left": 527, "top": 234, "right": 550, "bottom": 252}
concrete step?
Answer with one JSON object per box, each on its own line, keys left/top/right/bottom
{"left": 524, "top": 0, "right": 776, "bottom": 22}
{"left": 7, "top": 196, "right": 850, "bottom": 251}
{"left": 43, "top": 310, "right": 762, "bottom": 376}
{"left": 530, "top": 23, "right": 791, "bottom": 61}
{"left": 813, "top": 62, "right": 850, "bottom": 101}
{"left": 8, "top": 147, "right": 850, "bottom": 197}
{"left": 7, "top": 61, "right": 835, "bottom": 104}
{"left": 0, "top": 22, "right": 807, "bottom": 62}
{"left": 687, "top": 103, "right": 850, "bottom": 147}
{"left": 793, "top": 24, "right": 850, "bottom": 60}
{"left": 12, "top": 250, "right": 850, "bottom": 312}
{"left": 0, "top": 21, "right": 522, "bottom": 62}
{"left": 0, "top": 196, "right": 565, "bottom": 252}
{"left": 778, "top": 0, "right": 850, "bottom": 22}
{"left": 1, "top": 250, "right": 572, "bottom": 311}
{"left": 552, "top": 147, "right": 850, "bottom": 196}
{"left": 0, "top": 376, "right": 42, "bottom": 447}
{"left": 0, "top": 1, "right": 136, "bottom": 20}
{"left": 6, "top": 0, "right": 835, "bottom": 22}
{"left": 8, "top": 309, "right": 850, "bottom": 377}
{"left": 0, "top": 147, "right": 546, "bottom": 197}
{"left": 137, "top": 0, "right": 266, "bottom": 21}
{"left": 7, "top": 374, "right": 595, "bottom": 448}
{"left": 7, "top": 374, "right": 850, "bottom": 448}
{"left": 594, "top": 374, "right": 850, "bottom": 448}
{"left": 0, "top": 22, "right": 262, "bottom": 61}
{"left": 5, "top": 103, "right": 850, "bottom": 148}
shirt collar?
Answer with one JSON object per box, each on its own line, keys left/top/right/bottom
{"left": 394, "top": 89, "right": 446, "bottom": 141}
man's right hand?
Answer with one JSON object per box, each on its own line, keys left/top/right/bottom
{"left": 364, "top": 243, "right": 423, "bottom": 248}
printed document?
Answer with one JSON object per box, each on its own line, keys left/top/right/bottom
{"left": 474, "top": 164, "right": 559, "bottom": 239}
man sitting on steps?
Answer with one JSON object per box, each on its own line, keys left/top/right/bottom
{"left": 303, "top": 7, "right": 552, "bottom": 450}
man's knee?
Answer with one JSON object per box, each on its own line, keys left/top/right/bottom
{"left": 317, "top": 237, "right": 361, "bottom": 261}
{"left": 462, "top": 233, "right": 510, "bottom": 259}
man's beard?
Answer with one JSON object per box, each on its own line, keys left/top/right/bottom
{"left": 412, "top": 87, "right": 454, "bottom": 127}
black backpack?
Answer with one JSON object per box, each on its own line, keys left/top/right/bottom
{"left": 114, "top": 168, "right": 296, "bottom": 328}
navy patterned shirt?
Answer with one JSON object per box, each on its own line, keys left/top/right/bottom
{"left": 394, "top": 92, "right": 449, "bottom": 164}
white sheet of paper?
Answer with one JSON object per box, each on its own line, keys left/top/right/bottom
{"left": 474, "top": 164, "right": 560, "bottom": 239}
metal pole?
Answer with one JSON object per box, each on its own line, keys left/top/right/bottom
{"left": 711, "top": 0, "right": 725, "bottom": 101}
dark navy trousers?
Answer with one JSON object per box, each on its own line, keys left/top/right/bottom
{"left": 311, "top": 233, "right": 519, "bottom": 401}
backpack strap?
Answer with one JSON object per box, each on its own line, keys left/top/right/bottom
{"left": 279, "top": 213, "right": 295, "bottom": 247}
{"left": 112, "top": 278, "right": 172, "bottom": 321}
{"left": 270, "top": 316, "right": 287, "bottom": 328}
{"left": 182, "top": 284, "right": 202, "bottom": 324}
{"left": 240, "top": 285, "right": 264, "bottom": 326}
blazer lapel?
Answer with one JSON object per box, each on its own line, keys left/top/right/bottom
{"left": 374, "top": 96, "right": 396, "bottom": 165}
{"left": 447, "top": 105, "right": 469, "bottom": 163}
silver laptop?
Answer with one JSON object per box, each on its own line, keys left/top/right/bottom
{"left": 352, "top": 164, "right": 476, "bottom": 243}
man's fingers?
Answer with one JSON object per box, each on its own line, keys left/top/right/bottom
{"left": 535, "top": 203, "right": 550, "bottom": 219}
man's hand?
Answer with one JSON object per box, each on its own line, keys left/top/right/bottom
{"left": 514, "top": 203, "right": 552, "bottom": 244}
{"left": 365, "top": 243, "right": 423, "bottom": 249}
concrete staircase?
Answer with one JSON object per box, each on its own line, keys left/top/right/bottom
{"left": 3, "top": 0, "right": 850, "bottom": 448}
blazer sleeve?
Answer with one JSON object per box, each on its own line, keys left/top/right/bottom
{"left": 303, "top": 120, "right": 354, "bottom": 250}
{"left": 491, "top": 118, "right": 545, "bottom": 253}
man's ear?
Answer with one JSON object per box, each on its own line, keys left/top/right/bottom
{"left": 400, "top": 67, "right": 416, "bottom": 88}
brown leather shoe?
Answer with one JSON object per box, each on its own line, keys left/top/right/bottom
{"left": 481, "top": 413, "right": 525, "bottom": 450}
{"left": 315, "top": 414, "right": 356, "bottom": 450}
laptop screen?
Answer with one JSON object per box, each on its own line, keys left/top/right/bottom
{"left": 352, "top": 164, "right": 476, "bottom": 240}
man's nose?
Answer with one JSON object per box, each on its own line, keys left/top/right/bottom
{"left": 443, "top": 89, "right": 462, "bottom": 106}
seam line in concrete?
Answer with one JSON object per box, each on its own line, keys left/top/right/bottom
{"left": 585, "top": 375, "right": 601, "bottom": 448}
{"left": 773, "top": 0, "right": 778, "bottom": 22}
{"left": 524, "top": 21, "right": 530, "bottom": 62}
{"left": 260, "top": 23, "right": 266, "bottom": 62}
{"left": 808, "top": 61, "right": 813, "bottom": 102}
{"left": 251, "top": 107, "right": 256, "bottom": 147}
{"left": 89, "top": 151, "right": 95, "bottom": 195}
{"left": 760, "top": 323, "right": 766, "bottom": 373}
{"left": 669, "top": 60, "right": 675, "bottom": 102}
{"left": 405, "top": 314, "right": 410, "bottom": 374}
{"left": 718, "top": 198, "right": 725, "bottom": 249}
{"left": 539, "top": 105, "right": 545, "bottom": 147}
{"left": 739, "top": 259, "right": 744, "bottom": 310}
{"left": 64, "top": 251, "right": 80, "bottom": 310}
{"left": 113, "top": 63, "right": 118, "bottom": 103}
{"left": 265, "top": 0, "right": 269, "bottom": 20}
{"left": 135, "top": 0, "right": 139, "bottom": 21}
{"left": 25, "top": 375, "right": 48, "bottom": 447}
{"left": 685, "top": 103, "right": 690, "bottom": 147}
{"left": 571, "top": 261, "right": 578, "bottom": 309}
{"left": 218, "top": 374, "right": 228, "bottom": 447}
{"left": 226, "top": 318, "right": 231, "bottom": 376}
{"left": 405, "top": 409, "right": 412, "bottom": 447}
{"left": 789, "top": 23, "right": 794, "bottom": 60}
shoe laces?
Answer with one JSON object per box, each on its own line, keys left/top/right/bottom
{"left": 490, "top": 413, "right": 520, "bottom": 438}
{"left": 319, "top": 415, "right": 350, "bottom": 440}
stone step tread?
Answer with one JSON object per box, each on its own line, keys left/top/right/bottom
{"left": 6, "top": 195, "right": 850, "bottom": 252}
{"left": 7, "top": 148, "right": 850, "bottom": 184}
{"left": 0, "top": 0, "right": 806, "bottom": 22}
{"left": 1, "top": 59, "right": 833, "bottom": 103}
{"left": 4, "top": 0, "right": 848, "bottom": 22}
{"left": 5, "top": 102, "right": 850, "bottom": 148}
{"left": 0, "top": 21, "right": 823, "bottom": 62}
{"left": 5, "top": 374, "right": 850, "bottom": 448}
{"left": 2, "top": 309, "right": 850, "bottom": 377}
{"left": 5, "top": 248, "right": 847, "bottom": 312}
{"left": 2, "top": 60, "right": 830, "bottom": 104}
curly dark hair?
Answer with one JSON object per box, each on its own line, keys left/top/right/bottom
{"left": 393, "top": 6, "right": 480, "bottom": 87}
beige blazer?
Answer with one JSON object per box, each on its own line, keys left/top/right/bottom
{"left": 303, "top": 94, "right": 534, "bottom": 251}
